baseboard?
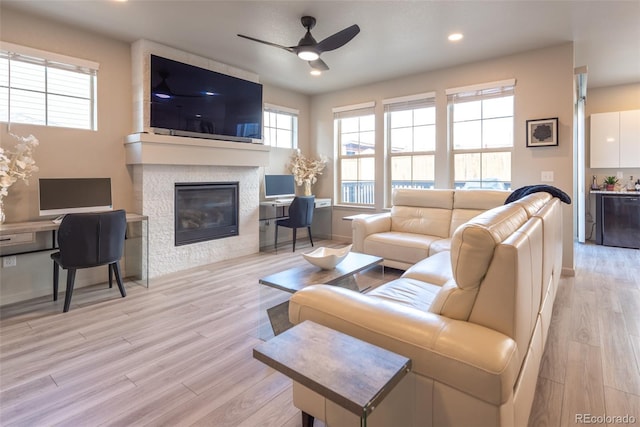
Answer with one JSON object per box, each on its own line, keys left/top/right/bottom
{"left": 561, "top": 267, "right": 575, "bottom": 277}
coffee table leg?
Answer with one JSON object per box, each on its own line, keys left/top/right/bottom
{"left": 302, "top": 411, "right": 314, "bottom": 427}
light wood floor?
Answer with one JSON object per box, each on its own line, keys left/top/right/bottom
{"left": 0, "top": 240, "right": 638, "bottom": 426}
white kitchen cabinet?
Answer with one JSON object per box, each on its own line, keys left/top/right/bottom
{"left": 590, "top": 109, "right": 640, "bottom": 168}
{"left": 620, "top": 110, "right": 640, "bottom": 167}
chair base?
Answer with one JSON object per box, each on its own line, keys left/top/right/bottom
{"left": 275, "top": 225, "right": 314, "bottom": 252}
{"left": 52, "top": 261, "right": 127, "bottom": 313}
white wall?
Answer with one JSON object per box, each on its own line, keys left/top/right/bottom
{"left": 309, "top": 43, "right": 576, "bottom": 273}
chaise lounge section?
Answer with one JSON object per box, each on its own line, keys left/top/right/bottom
{"left": 289, "top": 190, "right": 563, "bottom": 427}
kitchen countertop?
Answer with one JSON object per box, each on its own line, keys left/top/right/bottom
{"left": 590, "top": 190, "right": 640, "bottom": 195}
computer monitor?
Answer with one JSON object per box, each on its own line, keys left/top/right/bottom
{"left": 264, "top": 174, "right": 296, "bottom": 199}
{"left": 39, "top": 178, "right": 113, "bottom": 216}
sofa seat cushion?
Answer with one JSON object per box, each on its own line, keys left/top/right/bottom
{"left": 368, "top": 278, "right": 441, "bottom": 312}
{"left": 402, "top": 251, "right": 453, "bottom": 286}
{"left": 428, "top": 238, "right": 451, "bottom": 256}
{"left": 364, "top": 232, "right": 444, "bottom": 265}
{"left": 289, "top": 285, "right": 520, "bottom": 406}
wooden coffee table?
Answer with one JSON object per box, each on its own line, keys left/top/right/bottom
{"left": 258, "top": 252, "right": 384, "bottom": 338}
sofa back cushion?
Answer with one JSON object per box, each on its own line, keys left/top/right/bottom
{"left": 453, "top": 190, "right": 511, "bottom": 210}
{"left": 429, "top": 203, "right": 529, "bottom": 320}
{"left": 469, "top": 216, "right": 543, "bottom": 370}
{"left": 391, "top": 189, "right": 454, "bottom": 238}
{"left": 532, "top": 197, "right": 562, "bottom": 294}
{"left": 448, "top": 190, "right": 511, "bottom": 236}
{"left": 510, "top": 192, "right": 551, "bottom": 217}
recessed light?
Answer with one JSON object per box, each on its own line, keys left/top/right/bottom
{"left": 310, "top": 69, "right": 322, "bottom": 76}
{"left": 448, "top": 33, "right": 464, "bottom": 42}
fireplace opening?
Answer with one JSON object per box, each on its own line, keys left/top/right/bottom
{"left": 175, "top": 182, "right": 239, "bottom": 246}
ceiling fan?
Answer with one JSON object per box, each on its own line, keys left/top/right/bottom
{"left": 238, "top": 16, "right": 360, "bottom": 72}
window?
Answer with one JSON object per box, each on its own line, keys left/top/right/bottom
{"left": 334, "top": 102, "right": 375, "bottom": 205}
{"left": 263, "top": 103, "right": 298, "bottom": 148}
{"left": 447, "top": 79, "right": 515, "bottom": 190}
{"left": 384, "top": 92, "right": 436, "bottom": 194}
{"left": 0, "top": 42, "right": 98, "bottom": 130}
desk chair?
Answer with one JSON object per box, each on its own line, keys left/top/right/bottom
{"left": 51, "top": 210, "right": 127, "bottom": 312}
{"left": 275, "top": 196, "right": 314, "bottom": 252}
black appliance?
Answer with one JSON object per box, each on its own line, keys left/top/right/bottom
{"left": 150, "top": 55, "right": 263, "bottom": 143}
{"left": 596, "top": 194, "right": 640, "bottom": 249}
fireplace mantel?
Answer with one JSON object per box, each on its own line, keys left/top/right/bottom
{"left": 124, "top": 132, "right": 270, "bottom": 167}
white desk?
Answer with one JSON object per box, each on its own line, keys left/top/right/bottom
{"left": 0, "top": 213, "right": 149, "bottom": 287}
{"left": 258, "top": 199, "right": 332, "bottom": 249}
{"left": 259, "top": 198, "right": 332, "bottom": 221}
{"left": 260, "top": 198, "right": 332, "bottom": 208}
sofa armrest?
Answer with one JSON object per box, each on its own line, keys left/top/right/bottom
{"left": 351, "top": 213, "right": 391, "bottom": 252}
{"left": 289, "top": 285, "right": 519, "bottom": 406}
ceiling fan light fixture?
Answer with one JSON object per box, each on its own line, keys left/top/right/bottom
{"left": 297, "top": 49, "right": 320, "bottom": 61}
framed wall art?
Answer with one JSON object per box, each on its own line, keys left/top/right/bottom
{"left": 526, "top": 117, "right": 558, "bottom": 147}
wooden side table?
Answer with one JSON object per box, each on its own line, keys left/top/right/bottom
{"left": 253, "top": 320, "right": 411, "bottom": 427}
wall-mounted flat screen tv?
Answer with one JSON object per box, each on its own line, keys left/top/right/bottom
{"left": 150, "top": 55, "right": 263, "bottom": 143}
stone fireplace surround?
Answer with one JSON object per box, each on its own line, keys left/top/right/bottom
{"left": 126, "top": 40, "right": 271, "bottom": 278}
{"left": 132, "top": 163, "right": 260, "bottom": 278}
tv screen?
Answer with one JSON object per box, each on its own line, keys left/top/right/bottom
{"left": 39, "top": 178, "right": 112, "bottom": 216}
{"left": 150, "top": 55, "right": 263, "bottom": 143}
{"left": 264, "top": 175, "right": 296, "bottom": 199}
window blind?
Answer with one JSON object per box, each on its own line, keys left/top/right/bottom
{"left": 383, "top": 92, "right": 435, "bottom": 113}
{"left": 332, "top": 101, "right": 375, "bottom": 119}
{"left": 446, "top": 79, "right": 515, "bottom": 102}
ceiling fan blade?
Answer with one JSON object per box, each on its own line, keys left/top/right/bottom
{"left": 237, "top": 34, "right": 294, "bottom": 53}
{"left": 309, "top": 59, "right": 329, "bottom": 71}
{"left": 315, "top": 24, "right": 360, "bottom": 53}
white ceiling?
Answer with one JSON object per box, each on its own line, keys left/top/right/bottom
{"left": 3, "top": 1, "right": 640, "bottom": 95}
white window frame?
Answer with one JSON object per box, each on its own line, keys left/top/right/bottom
{"left": 263, "top": 103, "right": 298, "bottom": 148}
{"left": 384, "top": 92, "right": 436, "bottom": 204}
{"left": 333, "top": 102, "right": 376, "bottom": 206}
{"left": 447, "top": 79, "right": 516, "bottom": 190}
{"left": 0, "top": 41, "right": 99, "bottom": 130}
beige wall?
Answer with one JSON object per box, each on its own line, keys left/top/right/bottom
{"left": 0, "top": 7, "right": 311, "bottom": 304}
{"left": 584, "top": 83, "right": 640, "bottom": 239}
{"left": 1, "top": 7, "right": 134, "bottom": 222}
{"left": 0, "top": 7, "right": 136, "bottom": 304}
{"left": 310, "top": 43, "right": 576, "bottom": 272}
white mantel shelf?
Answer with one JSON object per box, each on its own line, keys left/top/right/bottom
{"left": 124, "top": 132, "right": 270, "bottom": 167}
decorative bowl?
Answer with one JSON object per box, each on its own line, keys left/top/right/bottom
{"left": 302, "top": 244, "right": 352, "bottom": 270}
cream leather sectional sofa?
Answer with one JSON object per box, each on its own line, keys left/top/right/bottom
{"left": 352, "top": 189, "right": 511, "bottom": 269}
{"left": 289, "top": 189, "right": 563, "bottom": 427}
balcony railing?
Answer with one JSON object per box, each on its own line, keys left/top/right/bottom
{"left": 340, "top": 180, "right": 510, "bottom": 204}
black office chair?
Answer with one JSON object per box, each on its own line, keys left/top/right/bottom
{"left": 51, "top": 210, "right": 127, "bottom": 312}
{"left": 275, "top": 196, "right": 315, "bottom": 252}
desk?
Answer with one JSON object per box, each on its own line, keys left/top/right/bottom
{"left": 259, "top": 199, "right": 332, "bottom": 249}
{"left": 259, "top": 198, "right": 332, "bottom": 221}
{"left": 0, "top": 213, "right": 149, "bottom": 288}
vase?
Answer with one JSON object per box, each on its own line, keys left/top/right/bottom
{"left": 303, "top": 180, "right": 312, "bottom": 196}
